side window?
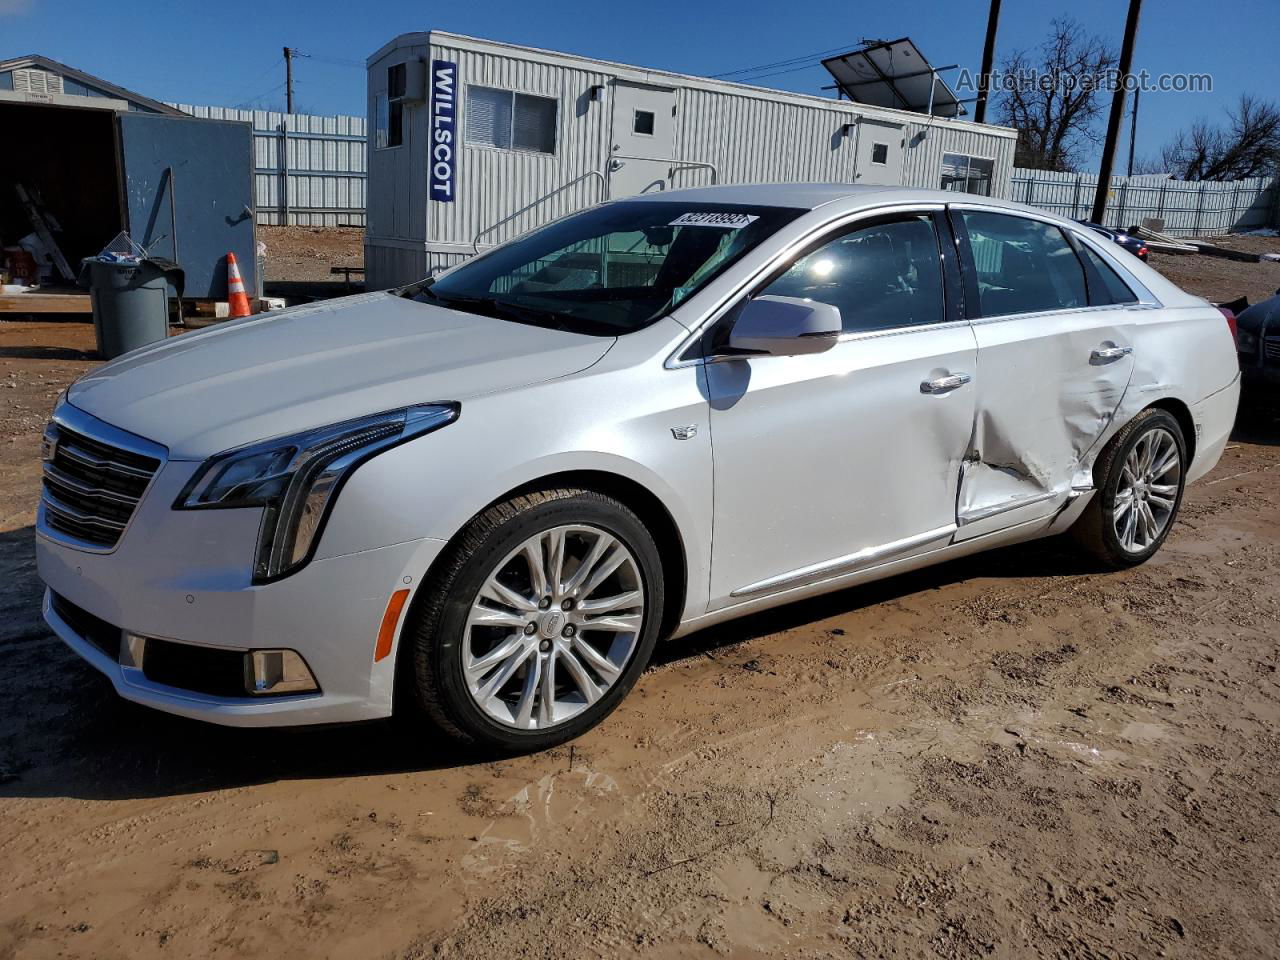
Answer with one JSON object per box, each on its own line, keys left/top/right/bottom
{"left": 466, "top": 86, "right": 558, "bottom": 154}
{"left": 959, "top": 211, "right": 1087, "bottom": 317}
{"left": 1076, "top": 240, "right": 1140, "bottom": 305}
{"left": 760, "top": 215, "right": 945, "bottom": 334}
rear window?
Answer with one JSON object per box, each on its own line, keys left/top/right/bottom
{"left": 1076, "top": 240, "right": 1140, "bottom": 305}
{"left": 960, "top": 211, "right": 1088, "bottom": 317}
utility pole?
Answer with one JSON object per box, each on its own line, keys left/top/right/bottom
{"left": 974, "top": 0, "right": 1002, "bottom": 124}
{"left": 1127, "top": 88, "right": 1140, "bottom": 177}
{"left": 1091, "top": 0, "right": 1143, "bottom": 223}
{"left": 283, "top": 46, "right": 294, "bottom": 114}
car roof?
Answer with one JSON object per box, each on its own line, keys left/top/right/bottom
{"left": 625, "top": 182, "right": 1066, "bottom": 218}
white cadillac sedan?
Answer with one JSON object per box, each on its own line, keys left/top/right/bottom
{"left": 36, "top": 185, "right": 1240, "bottom": 750}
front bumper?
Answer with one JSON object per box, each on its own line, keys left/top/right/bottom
{"left": 36, "top": 469, "right": 447, "bottom": 726}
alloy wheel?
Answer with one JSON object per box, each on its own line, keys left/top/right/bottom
{"left": 462, "top": 524, "right": 645, "bottom": 729}
{"left": 1112, "top": 426, "right": 1181, "bottom": 554}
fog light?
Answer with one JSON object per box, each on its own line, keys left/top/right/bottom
{"left": 245, "top": 649, "right": 319, "bottom": 696}
{"left": 120, "top": 632, "right": 149, "bottom": 668}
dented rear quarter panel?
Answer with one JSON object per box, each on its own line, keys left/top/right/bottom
{"left": 1083, "top": 246, "right": 1240, "bottom": 479}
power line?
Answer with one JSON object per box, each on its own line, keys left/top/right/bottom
{"left": 294, "top": 50, "right": 365, "bottom": 69}
{"left": 233, "top": 80, "right": 286, "bottom": 110}
{"left": 224, "top": 56, "right": 283, "bottom": 105}
{"left": 734, "top": 62, "right": 830, "bottom": 84}
{"left": 709, "top": 42, "right": 860, "bottom": 79}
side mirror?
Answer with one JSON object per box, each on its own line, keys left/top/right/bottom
{"left": 727, "top": 295, "right": 841, "bottom": 357}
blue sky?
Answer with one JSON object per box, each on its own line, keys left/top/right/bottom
{"left": 3, "top": 0, "right": 1273, "bottom": 170}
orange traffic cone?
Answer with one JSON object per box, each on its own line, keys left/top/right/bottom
{"left": 226, "top": 252, "right": 252, "bottom": 318}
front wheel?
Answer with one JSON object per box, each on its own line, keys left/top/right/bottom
{"left": 407, "top": 488, "right": 664, "bottom": 752}
{"left": 1071, "top": 408, "right": 1187, "bottom": 569}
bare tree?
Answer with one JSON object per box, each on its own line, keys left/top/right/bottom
{"left": 1159, "top": 95, "right": 1280, "bottom": 181}
{"left": 996, "top": 18, "right": 1117, "bottom": 171}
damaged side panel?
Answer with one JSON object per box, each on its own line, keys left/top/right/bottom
{"left": 955, "top": 311, "right": 1136, "bottom": 541}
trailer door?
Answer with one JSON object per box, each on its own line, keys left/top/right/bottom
{"left": 854, "top": 118, "right": 905, "bottom": 186}
{"left": 117, "top": 112, "right": 256, "bottom": 300}
{"left": 608, "top": 83, "right": 677, "bottom": 197}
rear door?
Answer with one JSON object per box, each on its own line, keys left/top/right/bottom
{"left": 608, "top": 83, "right": 677, "bottom": 197}
{"left": 704, "top": 209, "right": 976, "bottom": 608}
{"left": 949, "top": 207, "right": 1138, "bottom": 540}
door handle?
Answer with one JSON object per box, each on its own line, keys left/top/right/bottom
{"left": 920, "top": 372, "right": 972, "bottom": 394}
{"left": 1091, "top": 344, "right": 1133, "bottom": 363}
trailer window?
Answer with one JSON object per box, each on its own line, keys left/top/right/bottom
{"left": 466, "top": 85, "right": 557, "bottom": 155}
{"left": 376, "top": 64, "right": 406, "bottom": 149}
{"left": 941, "top": 153, "right": 994, "bottom": 196}
{"left": 633, "top": 110, "right": 655, "bottom": 136}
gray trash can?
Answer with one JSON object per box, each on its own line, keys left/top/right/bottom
{"left": 80, "top": 258, "right": 171, "bottom": 360}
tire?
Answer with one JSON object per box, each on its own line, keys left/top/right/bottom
{"left": 407, "top": 487, "right": 664, "bottom": 752}
{"left": 1071, "top": 408, "right": 1187, "bottom": 569}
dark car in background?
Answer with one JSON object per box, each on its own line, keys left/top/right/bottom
{"left": 1236, "top": 290, "right": 1280, "bottom": 401}
{"left": 1076, "top": 220, "right": 1149, "bottom": 262}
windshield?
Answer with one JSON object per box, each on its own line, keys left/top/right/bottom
{"left": 411, "top": 201, "right": 804, "bottom": 336}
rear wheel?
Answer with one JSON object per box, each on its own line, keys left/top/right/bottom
{"left": 1071, "top": 408, "right": 1186, "bottom": 569}
{"left": 408, "top": 488, "right": 663, "bottom": 751}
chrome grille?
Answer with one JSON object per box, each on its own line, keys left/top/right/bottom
{"left": 1265, "top": 336, "right": 1280, "bottom": 362}
{"left": 41, "top": 416, "right": 162, "bottom": 549}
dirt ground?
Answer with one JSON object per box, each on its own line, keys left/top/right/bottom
{"left": 259, "top": 226, "right": 364, "bottom": 284}
{"left": 1148, "top": 232, "right": 1280, "bottom": 306}
{"left": 1, "top": 241, "right": 1280, "bottom": 959}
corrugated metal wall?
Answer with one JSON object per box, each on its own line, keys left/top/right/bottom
{"left": 169, "top": 103, "right": 366, "bottom": 226}
{"left": 421, "top": 40, "right": 614, "bottom": 253}
{"left": 1010, "top": 168, "right": 1279, "bottom": 237}
{"left": 904, "top": 121, "right": 1015, "bottom": 199}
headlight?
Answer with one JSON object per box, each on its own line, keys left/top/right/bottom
{"left": 1236, "top": 329, "right": 1259, "bottom": 354}
{"left": 176, "top": 403, "right": 458, "bottom": 581}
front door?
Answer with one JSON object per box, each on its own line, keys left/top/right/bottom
{"left": 949, "top": 207, "right": 1137, "bottom": 540}
{"left": 854, "top": 119, "right": 904, "bottom": 186}
{"left": 704, "top": 210, "right": 976, "bottom": 609}
{"left": 608, "top": 83, "right": 677, "bottom": 197}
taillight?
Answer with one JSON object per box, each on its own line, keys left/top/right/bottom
{"left": 1217, "top": 306, "right": 1238, "bottom": 339}
{"left": 1137, "top": 246, "right": 1148, "bottom": 258}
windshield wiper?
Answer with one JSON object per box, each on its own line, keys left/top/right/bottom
{"left": 416, "top": 287, "right": 574, "bottom": 331}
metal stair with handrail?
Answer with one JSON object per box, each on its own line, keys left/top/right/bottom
{"left": 471, "top": 159, "right": 720, "bottom": 254}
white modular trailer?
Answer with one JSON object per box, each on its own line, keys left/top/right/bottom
{"left": 365, "top": 31, "right": 1019, "bottom": 289}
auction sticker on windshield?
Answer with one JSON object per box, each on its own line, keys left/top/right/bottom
{"left": 669, "top": 212, "right": 759, "bottom": 229}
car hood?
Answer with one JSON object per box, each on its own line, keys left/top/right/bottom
{"left": 67, "top": 291, "right": 615, "bottom": 459}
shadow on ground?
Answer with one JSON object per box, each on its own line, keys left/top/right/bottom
{"left": 1230, "top": 401, "right": 1280, "bottom": 446}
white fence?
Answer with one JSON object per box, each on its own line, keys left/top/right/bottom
{"left": 1010, "top": 167, "right": 1279, "bottom": 237}
{"left": 158, "top": 105, "right": 1280, "bottom": 237}
{"left": 168, "top": 104, "right": 366, "bottom": 227}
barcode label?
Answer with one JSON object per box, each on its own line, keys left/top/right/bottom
{"left": 669, "top": 212, "right": 759, "bottom": 229}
